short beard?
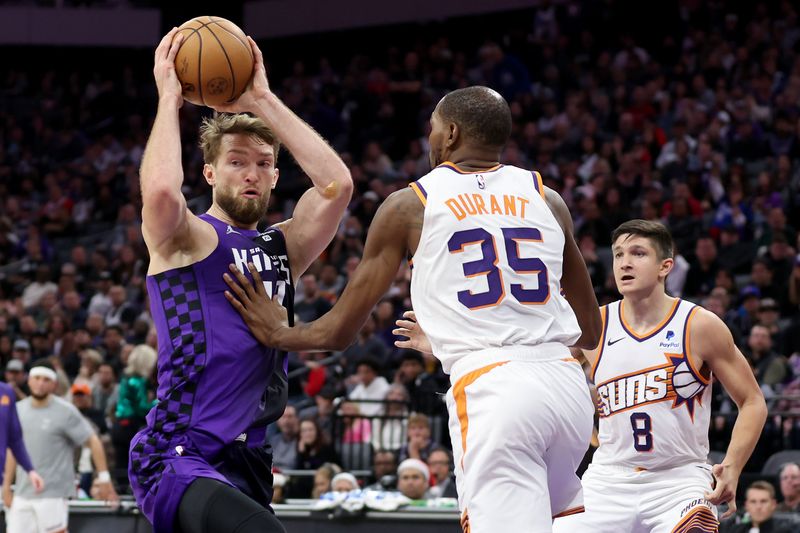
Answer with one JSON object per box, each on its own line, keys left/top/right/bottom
{"left": 30, "top": 391, "right": 49, "bottom": 401}
{"left": 216, "top": 186, "right": 269, "bottom": 226}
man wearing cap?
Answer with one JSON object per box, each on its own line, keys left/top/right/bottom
{"left": 4, "top": 360, "right": 29, "bottom": 401}
{"left": 2, "top": 361, "right": 118, "bottom": 533}
{"left": 396, "top": 458, "right": 430, "bottom": 500}
{"left": 11, "top": 340, "right": 32, "bottom": 370}
{"left": 747, "top": 325, "right": 788, "bottom": 389}
{"left": 0, "top": 379, "right": 43, "bottom": 496}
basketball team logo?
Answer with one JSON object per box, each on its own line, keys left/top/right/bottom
{"left": 596, "top": 353, "right": 707, "bottom": 421}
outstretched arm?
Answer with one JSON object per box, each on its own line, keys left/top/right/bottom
{"left": 224, "top": 188, "right": 420, "bottom": 351}
{"left": 140, "top": 28, "right": 194, "bottom": 256}
{"left": 693, "top": 308, "right": 766, "bottom": 518}
{"left": 544, "top": 187, "right": 602, "bottom": 349}
{"left": 213, "top": 37, "right": 353, "bottom": 278}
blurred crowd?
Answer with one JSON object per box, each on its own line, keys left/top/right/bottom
{"left": 2, "top": 0, "right": 800, "bottom": 520}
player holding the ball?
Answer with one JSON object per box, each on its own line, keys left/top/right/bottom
{"left": 556, "top": 219, "right": 767, "bottom": 532}
{"left": 129, "top": 26, "right": 352, "bottom": 533}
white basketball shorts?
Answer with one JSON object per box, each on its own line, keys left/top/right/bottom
{"left": 446, "top": 357, "right": 594, "bottom": 533}
{"left": 7, "top": 496, "right": 69, "bottom": 533}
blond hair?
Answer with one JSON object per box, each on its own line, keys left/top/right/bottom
{"left": 199, "top": 113, "right": 280, "bottom": 164}
{"left": 125, "top": 344, "right": 158, "bottom": 378}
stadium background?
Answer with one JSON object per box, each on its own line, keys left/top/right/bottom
{"left": 1, "top": 0, "right": 799, "bottom": 530}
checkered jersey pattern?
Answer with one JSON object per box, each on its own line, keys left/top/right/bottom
{"left": 130, "top": 266, "right": 206, "bottom": 490}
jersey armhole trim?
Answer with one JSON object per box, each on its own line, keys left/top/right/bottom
{"left": 409, "top": 181, "right": 427, "bottom": 206}
{"left": 683, "top": 306, "right": 711, "bottom": 385}
{"left": 590, "top": 305, "right": 609, "bottom": 382}
{"left": 531, "top": 171, "right": 546, "bottom": 199}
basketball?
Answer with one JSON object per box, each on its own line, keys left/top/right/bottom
{"left": 174, "top": 16, "right": 254, "bottom": 107}
{"left": 672, "top": 362, "right": 704, "bottom": 399}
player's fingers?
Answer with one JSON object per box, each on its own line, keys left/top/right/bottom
{"left": 247, "top": 263, "right": 268, "bottom": 297}
{"left": 394, "top": 340, "right": 412, "bottom": 349}
{"left": 247, "top": 36, "right": 264, "bottom": 65}
{"left": 227, "top": 264, "right": 256, "bottom": 299}
{"left": 403, "top": 310, "right": 417, "bottom": 321}
{"left": 224, "top": 290, "right": 247, "bottom": 312}
{"left": 392, "top": 327, "right": 411, "bottom": 337}
{"left": 156, "top": 27, "right": 178, "bottom": 58}
{"left": 720, "top": 500, "right": 736, "bottom": 519}
{"left": 223, "top": 273, "right": 249, "bottom": 304}
{"left": 395, "top": 319, "right": 416, "bottom": 330}
{"left": 166, "top": 32, "right": 184, "bottom": 62}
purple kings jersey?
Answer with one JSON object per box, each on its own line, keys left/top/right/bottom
{"left": 141, "top": 214, "right": 293, "bottom": 458}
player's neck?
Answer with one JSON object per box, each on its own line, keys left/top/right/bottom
{"left": 30, "top": 395, "right": 52, "bottom": 408}
{"left": 206, "top": 204, "right": 259, "bottom": 231}
{"left": 621, "top": 290, "right": 676, "bottom": 332}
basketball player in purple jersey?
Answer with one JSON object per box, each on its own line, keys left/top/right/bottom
{"left": 129, "top": 29, "right": 352, "bottom": 533}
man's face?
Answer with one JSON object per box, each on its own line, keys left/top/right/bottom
{"left": 612, "top": 235, "right": 672, "bottom": 296}
{"left": 398, "top": 469, "right": 428, "bottom": 500}
{"left": 206, "top": 134, "right": 278, "bottom": 227}
{"left": 277, "top": 407, "right": 299, "bottom": 437}
{"left": 748, "top": 326, "right": 772, "bottom": 353}
{"left": 780, "top": 464, "right": 800, "bottom": 502}
{"left": 97, "top": 365, "right": 115, "bottom": 386}
{"left": 427, "top": 450, "right": 451, "bottom": 483}
{"left": 373, "top": 453, "right": 397, "bottom": 479}
{"left": 399, "top": 360, "right": 423, "bottom": 382}
{"left": 5, "top": 370, "right": 24, "bottom": 385}
{"left": 745, "top": 488, "right": 776, "bottom": 524}
{"left": 72, "top": 393, "right": 91, "bottom": 410}
{"left": 28, "top": 375, "right": 56, "bottom": 400}
{"left": 408, "top": 422, "right": 430, "bottom": 444}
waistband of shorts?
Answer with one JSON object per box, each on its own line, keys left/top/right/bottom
{"left": 447, "top": 343, "right": 574, "bottom": 383}
{"left": 589, "top": 460, "right": 710, "bottom": 475}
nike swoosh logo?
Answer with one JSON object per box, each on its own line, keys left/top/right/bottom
{"left": 607, "top": 337, "right": 626, "bottom": 346}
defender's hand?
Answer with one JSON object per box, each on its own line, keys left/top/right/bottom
{"left": 224, "top": 262, "right": 289, "bottom": 347}
{"left": 28, "top": 471, "right": 45, "bottom": 493}
{"left": 211, "top": 36, "right": 271, "bottom": 115}
{"left": 705, "top": 463, "right": 738, "bottom": 519}
{"left": 393, "top": 311, "right": 433, "bottom": 354}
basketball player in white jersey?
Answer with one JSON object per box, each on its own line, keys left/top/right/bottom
{"left": 395, "top": 219, "right": 768, "bottom": 532}
{"left": 223, "top": 86, "right": 603, "bottom": 532}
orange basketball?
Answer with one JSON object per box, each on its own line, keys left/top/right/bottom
{"left": 174, "top": 16, "right": 254, "bottom": 107}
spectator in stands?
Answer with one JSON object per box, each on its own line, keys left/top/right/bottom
{"left": 732, "top": 286, "right": 763, "bottom": 338}
{"left": 20, "top": 265, "right": 57, "bottom": 310}
{"left": 340, "top": 401, "right": 371, "bottom": 444}
{"left": 394, "top": 350, "right": 447, "bottom": 416}
{"left": 396, "top": 458, "right": 430, "bottom": 501}
{"left": 72, "top": 382, "right": 109, "bottom": 496}
{"left": 372, "top": 384, "right": 409, "bottom": 452}
{"left": 331, "top": 472, "right": 359, "bottom": 492}
{"left": 747, "top": 325, "right": 789, "bottom": 391}
{"left": 92, "top": 362, "right": 118, "bottom": 417}
{"left": 4, "top": 360, "right": 28, "bottom": 401}
{"left": 104, "top": 284, "right": 137, "bottom": 331}
{"left": 757, "top": 299, "right": 786, "bottom": 350}
{"left": 10, "top": 339, "right": 32, "bottom": 370}
{"left": 776, "top": 463, "right": 800, "bottom": 512}
{"left": 724, "top": 480, "right": 793, "bottom": 533}
{"left": 312, "top": 463, "right": 342, "bottom": 499}
{"left": 87, "top": 271, "right": 113, "bottom": 316}
{"left": 348, "top": 356, "right": 390, "bottom": 416}
{"left": 299, "top": 383, "right": 337, "bottom": 442}
{"left": 295, "top": 274, "right": 332, "bottom": 323}
{"left": 398, "top": 413, "right": 434, "bottom": 463}
{"left": 365, "top": 450, "right": 398, "bottom": 491}
{"left": 269, "top": 405, "right": 300, "bottom": 470}
{"left": 293, "top": 418, "right": 338, "bottom": 497}
{"left": 100, "top": 324, "right": 126, "bottom": 369}
{"left": 111, "top": 344, "right": 156, "bottom": 473}
{"left": 683, "top": 235, "right": 720, "bottom": 298}
{"left": 426, "top": 447, "right": 457, "bottom": 499}
{"left": 718, "top": 225, "right": 757, "bottom": 275}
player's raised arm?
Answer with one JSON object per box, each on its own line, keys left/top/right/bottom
{"left": 224, "top": 188, "right": 419, "bottom": 351}
{"left": 692, "top": 307, "right": 767, "bottom": 517}
{"left": 543, "top": 187, "right": 602, "bottom": 349}
{"left": 214, "top": 37, "right": 353, "bottom": 277}
{"left": 140, "top": 28, "right": 194, "bottom": 255}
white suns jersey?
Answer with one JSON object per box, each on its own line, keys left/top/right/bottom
{"left": 591, "top": 299, "right": 712, "bottom": 470}
{"left": 409, "top": 163, "right": 581, "bottom": 375}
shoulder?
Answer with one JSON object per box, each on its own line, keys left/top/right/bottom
{"left": 687, "top": 306, "right": 734, "bottom": 359}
